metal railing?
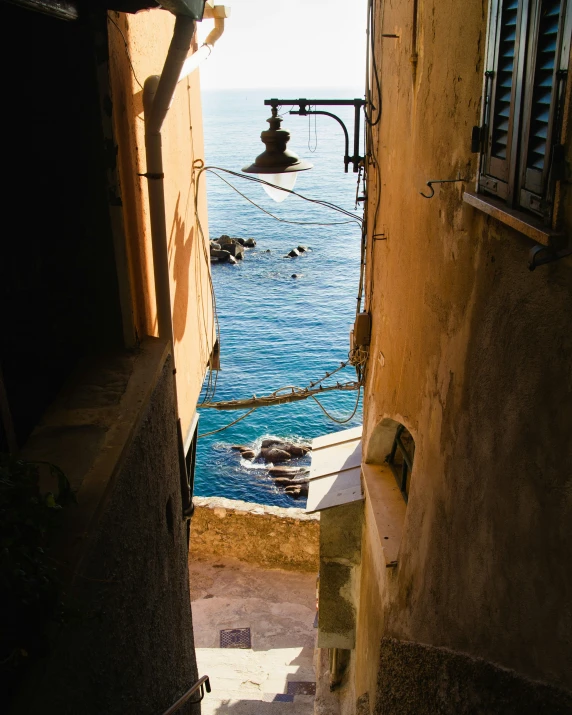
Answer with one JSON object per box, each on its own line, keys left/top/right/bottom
{"left": 160, "top": 675, "right": 211, "bottom": 715}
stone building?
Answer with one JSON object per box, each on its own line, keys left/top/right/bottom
{"left": 0, "top": 1, "right": 219, "bottom": 712}
{"left": 321, "top": 0, "right": 572, "bottom": 713}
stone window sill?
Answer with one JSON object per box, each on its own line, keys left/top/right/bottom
{"left": 361, "top": 463, "right": 406, "bottom": 568}
{"left": 463, "top": 190, "right": 565, "bottom": 248}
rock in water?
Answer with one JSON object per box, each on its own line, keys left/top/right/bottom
{"left": 244, "top": 238, "right": 256, "bottom": 248}
{"left": 216, "top": 237, "right": 245, "bottom": 260}
{"left": 287, "top": 248, "right": 301, "bottom": 258}
{"left": 285, "top": 444, "right": 310, "bottom": 457}
{"left": 273, "top": 477, "right": 309, "bottom": 486}
{"left": 260, "top": 447, "right": 291, "bottom": 463}
{"left": 228, "top": 244, "right": 245, "bottom": 260}
{"left": 240, "top": 450, "right": 256, "bottom": 460}
{"left": 284, "top": 484, "right": 309, "bottom": 498}
{"left": 261, "top": 438, "right": 284, "bottom": 449}
{"left": 210, "top": 249, "right": 232, "bottom": 263}
{"left": 231, "top": 445, "right": 250, "bottom": 451}
{"left": 268, "top": 466, "right": 309, "bottom": 477}
{"left": 297, "top": 245, "right": 309, "bottom": 252}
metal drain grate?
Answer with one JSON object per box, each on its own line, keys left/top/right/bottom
{"left": 220, "top": 628, "right": 251, "bottom": 649}
{"left": 287, "top": 681, "right": 316, "bottom": 696}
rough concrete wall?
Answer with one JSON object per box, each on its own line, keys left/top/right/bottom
{"left": 352, "top": 483, "right": 394, "bottom": 711}
{"left": 358, "top": 0, "right": 572, "bottom": 706}
{"left": 15, "top": 356, "right": 199, "bottom": 715}
{"left": 108, "top": 9, "right": 214, "bottom": 439}
{"left": 190, "top": 496, "right": 320, "bottom": 572}
{"left": 318, "top": 502, "right": 363, "bottom": 650}
{"left": 375, "top": 639, "right": 572, "bottom": 715}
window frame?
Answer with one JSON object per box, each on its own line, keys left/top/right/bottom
{"left": 385, "top": 424, "right": 415, "bottom": 503}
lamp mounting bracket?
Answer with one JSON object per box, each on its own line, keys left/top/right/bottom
{"left": 264, "top": 98, "right": 366, "bottom": 173}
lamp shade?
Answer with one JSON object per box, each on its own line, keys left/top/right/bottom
{"left": 242, "top": 108, "right": 313, "bottom": 177}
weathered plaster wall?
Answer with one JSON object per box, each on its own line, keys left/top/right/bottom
{"left": 15, "top": 344, "right": 199, "bottom": 714}
{"left": 108, "top": 9, "right": 214, "bottom": 440}
{"left": 357, "top": 0, "right": 572, "bottom": 710}
{"left": 190, "top": 496, "right": 320, "bottom": 572}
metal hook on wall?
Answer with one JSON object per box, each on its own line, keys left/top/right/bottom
{"left": 420, "top": 175, "right": 472, "bottom": 199}
{"left": 528, "top": 244, "right": 572, "bottom": 271}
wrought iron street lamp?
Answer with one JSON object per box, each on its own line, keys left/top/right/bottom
{"left": 241, "top": 106, "right": 313, "bottom": 202}
{"left": 243, "top": 97, "right": 366, "bottom": 202}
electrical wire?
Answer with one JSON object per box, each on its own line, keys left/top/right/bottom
{"left": 198, "top": 355, "right": 365, "bottom": 435}
{"left": 191, "top": 159, "right": 221, "bottom": 406}
{"left": 312, "top": 384, "right": 362, "bottom": 425}
{"left": 107, "top": 15, "right": 144, "bottom": 90}
{"left": 191, "top": 160, "right": 367, "bottom": 417}
{"left": 364, "top": 0, "right": 382, "bottom": 127}
{"left": 197, "top": 166, "right": 363, "bottom": 227}
{"left": 308, "top": 107, "right": 318, "bottom": 153}
{"left": 198, "top": 408, "right": 258, "bottom": 438}
{"left": 362, "top": 0, "right": 384, "bottom": 312}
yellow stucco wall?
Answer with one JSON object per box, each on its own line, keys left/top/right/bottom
{"left": 108, "top": 10, "right": 214, "bottom": 439}
{"left": 352, "top": 0, "right": 572, "bottom": 711}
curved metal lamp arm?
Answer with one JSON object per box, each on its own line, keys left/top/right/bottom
{"left": 289, "top": 109, "right": 350, "bottom": 172}
{"left": 264, "top": 98, "right": 366, "bottom": 173}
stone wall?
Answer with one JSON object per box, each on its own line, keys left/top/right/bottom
{"left": 13, "top": 343, "right": 199, "bottom": 715}
{"left": 190, "top": 496, "right": 320, "bottom": 572}
{"left": 344, "top": 0, "right": 572, "bottom": 712}
{"left": 375, "top": 639, "right": 572, "bottom": 715}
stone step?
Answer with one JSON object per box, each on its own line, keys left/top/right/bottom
{"left": 201, "top": 697, "right": 314, "bottom": 715}
{"left": 197, "top": 647, "right": 315, "bottom": 696}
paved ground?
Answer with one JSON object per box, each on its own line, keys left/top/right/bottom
{"left": 189, "top": 555, "right": 318, "bottom": 714}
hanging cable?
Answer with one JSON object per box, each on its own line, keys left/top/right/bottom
{"left": 312, "top": 384, "right": 362, "bottom": 425}
{"left": 192, "top": 164, "right": 367, "bottom": 409}
{"left": 200, "top": 355, "right": 366, "bottom": 412}
{"left": 308, "top": 106, "right": 318, "bottom": 153}
{"left": 364, "top": 0, "right": 382, "bottom": 127}
{"left": 198, "top": 408, "right": 258, "bottom": 438}
{"left": 195, "top": 166, "right": 363, "bottom": 226}
{"left": 107, "top": 15, "right": 144, "bottom": 90}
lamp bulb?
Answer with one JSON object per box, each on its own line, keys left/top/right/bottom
{"left": 258, "top": 172, "right": 297, "bottom": 202}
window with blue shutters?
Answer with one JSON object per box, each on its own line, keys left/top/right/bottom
{"left": 479, "top": 0, "right": 571, "bottom": 221}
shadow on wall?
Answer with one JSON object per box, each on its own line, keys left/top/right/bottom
{"left": 169, "top": 193, "right": 196, "bottom": 344}
{"left": 365, "top": 417, "right": 403, "bottom": 464}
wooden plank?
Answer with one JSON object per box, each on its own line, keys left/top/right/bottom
{"left": 306, "top": 467, "right": 363, "bottom": 513}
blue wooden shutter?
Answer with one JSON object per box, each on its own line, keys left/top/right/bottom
{"left": 518, "top": 0, "right": 570, "bottom": 215}
{"left": 480, "top": 0, "right": 526, "bottom": 198}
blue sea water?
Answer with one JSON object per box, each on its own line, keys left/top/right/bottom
{"left": 195, "top": 88, "right": 364, "bottom": 507}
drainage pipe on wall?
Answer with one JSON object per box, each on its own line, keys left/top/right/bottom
{"left": 143, "top": 12, "right": 227, "bottom": 344}
{"left": 142, "top": 10, "right": 227, "bottom": 513}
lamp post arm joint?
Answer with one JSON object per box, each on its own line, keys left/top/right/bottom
{"left": 264, "top": 98, "right": 366, "bottom": 173}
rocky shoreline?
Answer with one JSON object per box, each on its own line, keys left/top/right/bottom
{"left": 210, "top": 234, "right": 312, "bottom": 267}
{"left": 210, "top": 235, "right": 256, "bottom": 264}
{"left": 232, "top": 438, "right": 312, "bottom": 499}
